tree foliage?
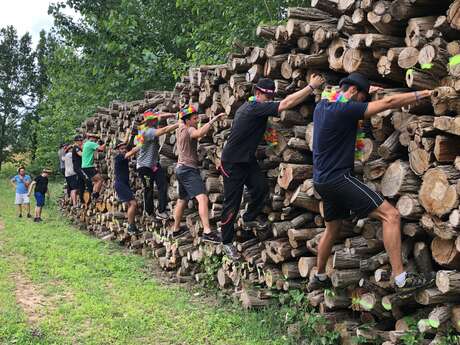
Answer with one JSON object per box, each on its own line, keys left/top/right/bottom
{"left": 0, "top": 26, "right": 35, "bottom": 170}
{"left": 1, "top": 0, "right": 310, "bottom": 170}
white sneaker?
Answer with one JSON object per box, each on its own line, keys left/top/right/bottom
{"left": 155, "top": 211, "right": 169, "bottom": 220}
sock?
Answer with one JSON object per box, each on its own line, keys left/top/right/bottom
{"left": 203, "top": 229, "right": 212, "bottom": 234}
{"left": 395, "top": 272, "right": 407, "bottom": 287}
{"left": 316, "top": 273, "right": 328, "bottom": 281}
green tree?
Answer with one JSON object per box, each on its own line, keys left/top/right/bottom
{"left": 0, "top": 26, "right": 35, "bottom": 170}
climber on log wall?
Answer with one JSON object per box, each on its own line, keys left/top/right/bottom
{"left": 308, "top": 72, "right": 433, "bottom": 292}
{"left": 219, "top": 74, "right": 325, "bottom": 260}
{"left": 172, "top": 106, "right": 225, "bottom": 242}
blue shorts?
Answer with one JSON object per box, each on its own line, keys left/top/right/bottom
{"left": 114, "top": 181, "right": 134, "bottom": 203}
{"left": 34, "top": 192, "right": 45, "bottom": 207}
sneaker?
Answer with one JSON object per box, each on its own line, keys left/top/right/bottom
{"left": 202, "top": 232, "right": 222, "bottom": 244}
{"left": 222, "top": 244, "right": 241, "bottom": 261}
{"left": 37, "top": 218, "right": 43, "bottom": 222}
{"left": 155, "top": 211, "right": 169, "bottom": 220}
{"left": 172, "top": 226, "right": 189, "bottom": 239}
{"left": 33, "top": 218, "right": 39, "bottom": 223}
{"left": 396, "top": 272, "right": 434, "bottom": 292}
{"left": 18, "top": 214, "right": 22, "bottom": 218}
{"left": 307, "top": 274, "right": 332, "bottom": 292}
{"left": 27, "top": 214, "right": 32, "bottom": 218}
{"left": 127, "top": 224, "right": 140, "bottom": 235}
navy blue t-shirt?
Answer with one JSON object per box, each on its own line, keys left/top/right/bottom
{"left": 221, "top": 101, "right": 280, "bottom": 163}
{"left": 313, "top": 100, "right": 368, "bottom": 183}
{"left": 114, "top": 154, "right": 129, "bottom": 185}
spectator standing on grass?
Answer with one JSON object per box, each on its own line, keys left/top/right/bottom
{"left": 10, "top": 167, "right": 32, "bottom": 218}
{"left": 28, "top": 168, "right": 51, "bottom": 222}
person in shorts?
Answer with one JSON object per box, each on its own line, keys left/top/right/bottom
{"left": 63, "top": 144, "right": 79, "bottom": 206}
{"left": 81, "top": 133, "right": 106, "bottom": 201}
{"left": 172, "top": 105, "right": 225, "bottom": 242}
{"left": 113, "top": 141, "right": 139, "bottom": 234}
{"left": 28, "top": 168, "right": 51, "bottom": 222}
{"left": 308, "top": 72, "right": 433, "bottom": 292}
{"left": 10, "top": 166, "right": 32, "bottom": 218}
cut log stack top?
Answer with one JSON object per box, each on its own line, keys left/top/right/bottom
{"left": 62, "top": 1, "right": 460, "bottom": 343}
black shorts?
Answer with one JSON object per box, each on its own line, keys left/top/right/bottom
{"left": 65, "top": 175, "right": 79, "bottom": 190}
{"left": 314, "top": 171, "right": 384, "bottom": 222}
{"left": 114, "top": 181, "right": 134, "bottom": 203}
{"left": 176, "top": 165, "right": 206, "bottom": 200}
{"left": 82, "top": 167, "right": 97, "bottom": 180}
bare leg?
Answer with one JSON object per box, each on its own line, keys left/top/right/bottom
{"left": 26, "top": 203, "right": 30, "bottom": 216}
{"left": 195, "top": 194, "right": 211, "bottom": 233}
{"left": 173, "top": 199, "right": 187, "bottom": 230}
{"left": 369, "top": 200, "right": 404, "bottom": 277}
{"left": 17, "top": 205, "right": 22, "bottom": 216}
{"left": 36, "top": 207, "right": 42, "bottom": 218}
{"left": 70, "top": 190, "right": 77, "bottom": 206}
{"left": 127, "top": 200, "right": 137, "bottom": 224}
{"left": 93, "top": 175, "right": 103, "bottom": 194}
{"left": 316, "top": 220, "right": 342, "bottom": 274}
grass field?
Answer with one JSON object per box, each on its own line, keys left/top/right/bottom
{"left": 0, "top": 179, "right": 290, "bottom": 345}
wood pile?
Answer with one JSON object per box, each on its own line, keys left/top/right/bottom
{"left": 61, "top": 1, "right": 460, "bottom": 343}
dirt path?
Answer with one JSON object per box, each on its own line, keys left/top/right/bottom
{"left": 11, "top": 271, "right": 47, "bottom": 325}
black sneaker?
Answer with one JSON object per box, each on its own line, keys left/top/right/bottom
{"left": 18, "top": 214, "right": 22, "bottom": 218}
{"left": 396, "top": 272, "right": 434, "bottom": 292}
{"left": 307, "top": 274, "right": 332, "bottom": 292}
{"left": 37, "top": 218, "right": 43, "bottom": 222}
{"left": 172, "top": 226, "right": 189, "bottom": 239}
{"left": 27, "top": 214, "right": 32, "bottom": 218}
{"left": 202, "top": 232, "right": 222, "bottom": 244}
{"left": 127, "top": 224, "right": 140, "bottom": 235}
{"left": 33, "top": 218, "right": 39, "bottom": 223}
{"left": 222, "top": 244, "right": 241, "bottom": 261}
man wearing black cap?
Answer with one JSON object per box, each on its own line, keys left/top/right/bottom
{"left": 220, "top": 74, "right": 324, "bottom": 260}
{"left": 309, "top": 72, "right": 432, "bottom": 292}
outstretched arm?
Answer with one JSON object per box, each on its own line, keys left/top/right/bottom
{"left": 278, "top": 74, "right": 324, "bottom": 112}
{"left": 125, "top": 146, "right": 140, "bottom": 159}
{"left": 364, "top": 90, "right": 432, "bottom": 119}
{"left": 155, "top": 123, "right": 180, "bottom": 137}
{"left": 190, "top": 113, "right": 226, "bottom": 139}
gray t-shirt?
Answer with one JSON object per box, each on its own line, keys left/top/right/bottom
{"left": 58, "top": 148, "right": 65, "bottom": 169}
{"left": 136, "top": 127, "right": 160, "bottom": 169}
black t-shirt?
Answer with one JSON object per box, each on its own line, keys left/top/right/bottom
{"left": 114, "top": 153, "right": 129, "bottom": 184}
{"left": 312, "top": 99, "right": 368, "bottom": 183}
{"left": 72, "top": 146, "right": 82, "bottom": 171}
{"left": 34, "top": 175, "right": 48, "bottom": 194}
{"left": 221, "top": 101, "right": 280, "bottom": 163}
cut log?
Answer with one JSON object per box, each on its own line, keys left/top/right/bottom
{"left": 436, "top": 270, "right": 460, "bottom": 293}
{"left": 381, "top": 159, "right": 420, "bottom": 198}
{"left": 434, "top": 135, "right": 460, "bottom": 163}
{"left": 396, "top": 194, "right": 424, "bottom": 220}
{"left": 277, "top": 163, "right": 313, "bottom": 190}
{"left": 431, "top": 237, "right": 460, "bottom": 269}
{"left": 419, "top": 166, "right": 460, "bottom": 217}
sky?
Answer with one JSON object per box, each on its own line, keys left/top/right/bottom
{"left": 0, "top": 0, "right": 78, "bottom": 47}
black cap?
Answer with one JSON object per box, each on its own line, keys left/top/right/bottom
{"left": 339, "top": 73, "right": 371, "bottom": 100}
{"left": 255, "top": 78, "right": 276, "bottom": 95}
{"left": 74, "top": 135, "right": 83, "bottom": 141}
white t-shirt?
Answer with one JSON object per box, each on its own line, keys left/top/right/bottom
{"left": 63, "top": 152, "right": 76, "bottom": 177}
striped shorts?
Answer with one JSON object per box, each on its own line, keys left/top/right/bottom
{"left": 314, "top": 171, "right": 384, "bottom": 222}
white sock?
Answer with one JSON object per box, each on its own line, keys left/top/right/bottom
{"left": 316, "top": 273, "right": 328, "bottom": 281}
{"left": 395, "top": 272, "right": 407, "bottom": 287}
